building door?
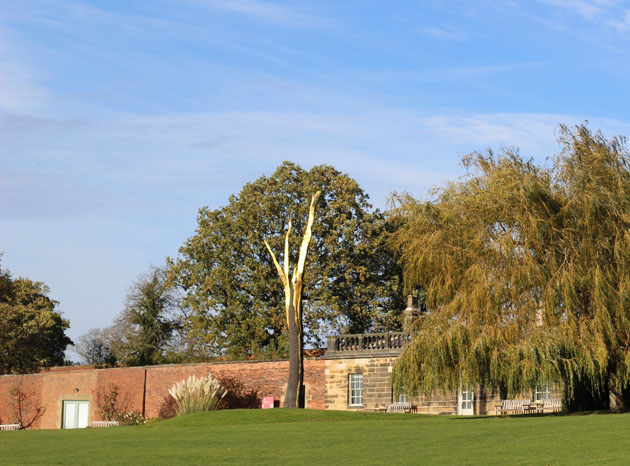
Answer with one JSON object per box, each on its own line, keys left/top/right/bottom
{"left": 63, "top": 401, "right": 89, "bottom": 429}
{"left": 458, "top": 387, "right": 474, "bottom": 415}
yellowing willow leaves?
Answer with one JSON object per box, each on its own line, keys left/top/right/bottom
{"left": 389, "top": 125, "right": 630, "bottom": 411}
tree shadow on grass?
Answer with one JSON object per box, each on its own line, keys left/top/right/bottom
{"left": 448, "top": 410, "right": 612, "bottom": 421}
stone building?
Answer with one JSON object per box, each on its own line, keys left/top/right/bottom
{"left": 323, "top": 296, "right": 560, "bottom": 415}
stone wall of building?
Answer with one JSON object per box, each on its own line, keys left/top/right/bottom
{"left": 325, "top": 356, "right": 399, "bottom": 411}
{"left": 324, "top": 355, "right": 464, "bottom": 413}
{"left": 324, "top": 355, "right": 553, "bottom": 415}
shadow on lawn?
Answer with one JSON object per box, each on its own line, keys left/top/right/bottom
{"left": 449, "top": 409, "right": 612, "bottom": 421}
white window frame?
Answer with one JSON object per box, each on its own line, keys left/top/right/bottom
{"left": 535, "top": 381, "right": 551, "bottom": 401}
{"left": 349, "top": 373, "right": 364, "bottom": 407}
{"left": 394, "top": 385, "right": 408, "bottom": 403}
{"left": 458, "top": 385, "right": 474, "bottom": 415}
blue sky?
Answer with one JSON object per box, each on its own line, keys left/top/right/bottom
{"left": 2, "top": 0, "right": 630, "bottom": 356}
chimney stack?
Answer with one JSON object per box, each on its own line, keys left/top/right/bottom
{"left": 403, "top": 294, "right": 420, "bottom": 332}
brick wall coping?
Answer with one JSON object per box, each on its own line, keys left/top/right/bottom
{"left": 0, "top": 356, "right": 330, "bottom": 379}
{"left": 0, "top": 346, "right": 406, "bottom": 380}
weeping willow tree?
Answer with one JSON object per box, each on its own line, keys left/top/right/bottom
{"left": 390, "top": 125, "right": 630, "bottom": 411}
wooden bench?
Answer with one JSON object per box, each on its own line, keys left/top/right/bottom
{"left": 495, "top": 399, "right": 531, "bottom": 416}
{"left": 0, "top": 424, "right": 20, "bottom": 431}
{"left": 385, "top": 402, "right": 417, "bottom": 413}
{"left": 91, "top": 421, "right": 120, "bottom": 428}
{"left": 539, "top": 398, "right": 562, "bottom": 413}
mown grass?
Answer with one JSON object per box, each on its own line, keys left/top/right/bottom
{"left": 1, "top": 409, "right": 629, "bottom": 465}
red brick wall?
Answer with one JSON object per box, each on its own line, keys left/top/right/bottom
{"left": 0, "top": 358, "right": 325, "bottom": 429}
{"left": 0, "top": 374, "right": 45, "bottom": 428}
{"left": 304, "top": 359, "right": 325, "bottom": 410}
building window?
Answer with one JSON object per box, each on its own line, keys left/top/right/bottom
{"left": 349, "top": 374, "right": 363, "bottom": 406}
{"left": 535, "top": 381, "right": 551, "bottom": 401}
{"left": 394, "top": 386, "right": 408, "bottom": 403}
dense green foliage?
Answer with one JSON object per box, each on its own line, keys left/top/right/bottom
{"left": 0, "top": 262, "right": 72, "bottom": 374}
{"left": 3, "top": 410, "right": 630, "bottom": 464}
{"left": 390, "top": 125, "right": 630, "bottom": 410}
{"left": 169, "top": 162, "right": 404, "bottom": 357}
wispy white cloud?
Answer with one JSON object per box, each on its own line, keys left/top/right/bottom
{"left": 421, "top": 112, "right": 630, "bottom": 170}
{"left": 440, "top": 62, "right": 543, "bottom": 79}
{"left": 543, "top": 0, "right": 608, "bottom": 19}
{"left": 338, "top": 62, "right": 543, "bottom": 87}
{"left": 539, "top": 0, "right": 630, "bottom": 34}
{"left": 608, "top": 9, "right": 630, "bottom": 33}
{"left": 181, "top": 0, "right": 317, "bottom": 26}
{"left": 0, "top": 34, "right": 51, "bottom": 114}
{"left": 4, "top": 108, "right": 629, "bottom": 215}
{"left": 417, "top": 25, "right": 469, "bottom": 41}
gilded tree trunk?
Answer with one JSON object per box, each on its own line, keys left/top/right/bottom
{"left": 264, "top": 191, "right": 320, "bottom": 409}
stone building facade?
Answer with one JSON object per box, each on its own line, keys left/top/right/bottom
{"left": 323, "top": 332, "right": 520, "bottom": 415}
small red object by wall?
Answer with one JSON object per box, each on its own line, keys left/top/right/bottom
{"left": 262, "top": 397, "right": 274, "bottom": 409}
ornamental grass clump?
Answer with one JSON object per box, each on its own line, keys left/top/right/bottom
{"left": 168, "top": 374, "right": 227, "bottom": 416}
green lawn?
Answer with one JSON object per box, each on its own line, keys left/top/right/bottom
{"left": 1, "top": 409, "right": 628, "bottom": 465}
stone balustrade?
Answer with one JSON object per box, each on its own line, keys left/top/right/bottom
{"left": 326, "top": 332, "right": 411, "bottom": 358}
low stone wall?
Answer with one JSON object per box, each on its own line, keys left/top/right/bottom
{"left": 0, "top": 358, "right": 326, "bottom": 429}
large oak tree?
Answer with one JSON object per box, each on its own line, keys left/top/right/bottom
{"left": 169, "top": 162, "right": 404, "bottom": 358}
{"left": 390, "top": 125, "right": 630, "bottom": 411}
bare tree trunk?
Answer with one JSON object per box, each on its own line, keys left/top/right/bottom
{"left": 284, "top": 301, "right": 303, "bottom": 408}
{"left": 609, "top": 373, "right": 626, "bottom": 413}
